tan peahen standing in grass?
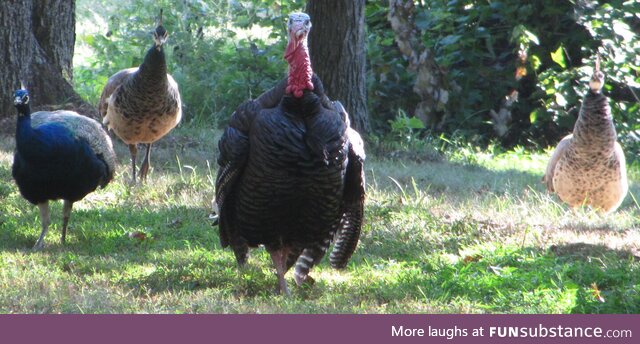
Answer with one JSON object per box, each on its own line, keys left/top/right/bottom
{"left": 99, "top": 9, "right": 182, "bottom": 184}
{"left": 543, "top": 55, "right": 628, "bottom": 214}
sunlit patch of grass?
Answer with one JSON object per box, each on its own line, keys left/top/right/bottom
{"left": 1, "top": 126, "right": 639, "bottom": 313}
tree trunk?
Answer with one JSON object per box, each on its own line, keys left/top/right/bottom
{"left": 387, "top": 0, "right": 450, "bottom": 129}
{"left": 306, "top": 0, "right": 370, "bottom": 134}
{"left": 0, "top": 0, "right": 93, "bottom": 127}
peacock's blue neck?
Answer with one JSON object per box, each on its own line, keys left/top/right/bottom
{"left": 15, "top": 106, "right": 33, "bottom": 146}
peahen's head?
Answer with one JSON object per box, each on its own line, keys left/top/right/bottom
{"left": 589, "top": 54, "right": 605, "bottom": 93}
{"left": 153, "top": 9, "right": 168, "bottom": 49}
{"left": 13, "top": 89, "right": 31, "bottom": 115}
{"left": 589, "top": 70, "right": 605, "bottom": 94}
{"left": 287, "top": 12, "right": 311, "bottom": 45}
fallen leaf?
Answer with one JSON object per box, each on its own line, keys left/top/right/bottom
{"left": 463, "top": 254, "right": 483, "bottom": 263}
{"left": 591, "top": 282, "right": 605, "bottom": 303}
{"left": 128, "top": 231, "right": 147, "bottom": 241}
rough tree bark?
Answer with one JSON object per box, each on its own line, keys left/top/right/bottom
{"left": 306, "top": 0, "right": 370, "bottom": 134}
{"left": 0, "top": 0, "right": 92, "bottom": 125}
{"left": 387, "top": 0, "right": 450, "bottom": 129}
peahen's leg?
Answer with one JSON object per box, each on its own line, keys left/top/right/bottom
{"left": 61, "top": 200, "right": 73, "bottom": 244}
{"left": 139, "top": 143, "right": 152, "bottom": 182}
{"left": 33, "top": 202, "right": 51, "bottom": 250}
{"left": 128, "top": 144, "right": 138, "bottom": 185}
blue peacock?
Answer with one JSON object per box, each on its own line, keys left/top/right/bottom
{"left": 12, "top": 88, "right": 117, "bottom": 250}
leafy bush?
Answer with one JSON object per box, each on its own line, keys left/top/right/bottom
{"left": 75, "top": 0, "right": 304, "bottom": 125}
{"left": 75, "top": 0, "right": 640, "bottom": 159}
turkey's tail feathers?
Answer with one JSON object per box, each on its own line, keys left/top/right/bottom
{"left": 330, "top": 128, "right": 366, "bottom": 269}
{"left": 330, "top": 204, "right": 363, "bottom": 269}
{"left": 294, "top": 237, "right": 332, "bottom": 286}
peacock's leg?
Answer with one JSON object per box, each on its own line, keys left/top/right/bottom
{"left": 61, "top": 200, "right": 73, "bottom": 244}
{"left": 33, "top": 202, "right": 51, "bottom": 250}
{"left": 129, "top": 144, "right": 138, "bottom": 184}
{"left": 139, "top": 143, "right": 152, "bottom": 182}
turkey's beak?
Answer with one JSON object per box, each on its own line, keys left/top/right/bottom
{"left": 289, "top": 21, "right": 309, "bottom": 40}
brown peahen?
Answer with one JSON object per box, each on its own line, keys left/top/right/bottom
{"left": 543, "top": 55, "right": 628, "bottom": 214}
{"left": 99, "top": 9, "right": 182, "bottom": 184}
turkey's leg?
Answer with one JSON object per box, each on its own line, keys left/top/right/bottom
{"left": 269, "top": 248, "right": 291, "bottom": 296}
{"left": 139, "top": 143, "right": 152, "bottom": 182}
{"left": 61, "top": 200, "right": 73, "bottom": 244}
{"left": 129, "top": 144, "right": 138, "bottom": 185}
{"left": 34, "top": 202, "right": 51, "bottom": 250}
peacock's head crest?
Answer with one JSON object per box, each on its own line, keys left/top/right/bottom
{"left": 13, "top": 88, "right": 31, "bottom": 116}
{"left": 14, "top": 89, "right": 30, "bottom": 106}
{"left": 153, "top": 9, "right": 168, "bottom": 48}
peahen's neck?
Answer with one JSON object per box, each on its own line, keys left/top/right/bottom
{"left": 285, "top": 36, "right": 314, "bottom": 98}
{"left": 136, "top": 45, "right": 168, "bottom": 86}
{"left": 573, "top": 91, "right": 616, "bottom": 151}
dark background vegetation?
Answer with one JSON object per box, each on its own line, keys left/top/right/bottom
{"left": 1, "top": 0, "right": 637, "bottom": 155}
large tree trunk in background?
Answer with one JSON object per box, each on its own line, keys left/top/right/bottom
{"left": 306, "top": 0, "right": 370, "bottom": 134}
{"left": 388, "top": 0, "right": 450, "bottom": 129}
{"left": 0, "top": 0, "right": 92, "bottom": 126}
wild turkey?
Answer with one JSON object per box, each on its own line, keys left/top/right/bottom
{"left": 215, "top": 12, "right": 366, "bottom": 295}
{"left": 543, "top": 55, "right": 628, "bottom": 214}
{"left": 98, "top": 9, "right": 181, "bottom": 184}
{"left": 12, "top": 88, "right": 116, "bottom": 250}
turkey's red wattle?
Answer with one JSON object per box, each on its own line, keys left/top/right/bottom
{"left": 284, "top": 36, "right": 314, "bottom": 98}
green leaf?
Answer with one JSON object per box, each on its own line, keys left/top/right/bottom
{"left": 531, "top": 54, "right": 541, "bottom": 70}
{"left": 407, "top": 117, "right": 426, "bottom": 129}
{"left": 551, "top": 46, "right": 566, "bottom": 69}
{"left": 530, "top": 109, "right": 540, "bottom": 124}
{"left": 440, "top": 35, "right": 462, "bottom": 46}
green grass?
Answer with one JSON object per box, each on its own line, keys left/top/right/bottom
{"left": 1, "top": 127, "right": 639, "bottom": 313}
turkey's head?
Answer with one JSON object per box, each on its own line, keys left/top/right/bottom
{"left": 13, "top": 89, "right": 31, "bottom": 116}
{"left": 284, "top": 12, "right": 314, "bottom": 98}
{"left": 153, "top": 9, "right": 168, "bottom": 50}
{"left": 288, "top": 13, "right": 311, "bottom": 42}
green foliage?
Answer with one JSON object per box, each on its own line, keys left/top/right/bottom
{"left": 75, "top": 0, "right": 305, "bottom": 125}
{"left": 533, "top": 0, "right": 640, "bottom": 157}
{"left": 365, "top": 2, "right": 420, "bottom": 132}
{"left": 363, "top": 0, "right": 639, "bottom": 155}
{"left": 74, "top": 1, "right": 640, "bottom": 155}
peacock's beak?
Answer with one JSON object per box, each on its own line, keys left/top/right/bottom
{"left": 14, "top": 96, "right": 22, "bottom": 105}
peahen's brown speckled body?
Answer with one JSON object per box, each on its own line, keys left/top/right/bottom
{"left": 543, "top": 58, "right": 628, "bottom": 214}
{"left": 99, "top": 11, "right": 181, "bottom": 183}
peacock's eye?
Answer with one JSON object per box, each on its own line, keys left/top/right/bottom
{"left": 305, "top": 19, "right": 309, "bottom": 25}
{"left": 23, "top": 96, "right": 29, "bottom": 103}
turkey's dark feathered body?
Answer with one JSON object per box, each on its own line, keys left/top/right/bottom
{"left": 13, "top": 111, "right": 115, "bottom": 205}
{"left": 544, "top": 87, "right": 628, "bottom": 213}
{"left": 234, "top": 92, "right": 347, "bottom": 250}
{"left": 216, "top": 75, "right": 365, "bottom": 289}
